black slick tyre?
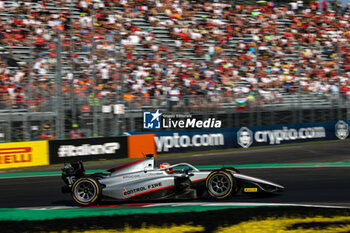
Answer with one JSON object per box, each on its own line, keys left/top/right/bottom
{"left": 71, "top": 177, "right": 101, "bottom": 206}
{"left": 206, "top": 170, "right": 236, "bottom": 199}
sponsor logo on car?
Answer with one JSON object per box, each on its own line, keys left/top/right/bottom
{"left": 123, "top": 187, "right": 147, "bottom": 196}
{"left": 123, "top": 182, "right": 162, "bottom": 197}
{"left": 123, "top": 173, "right": 163, "bottom": 179}
{"left": 122, "top": 174, "right": 141, "bottom": 179}
{"left": 148, "top": 182, "right": 162, "bottom": 189}
{"left": 57, "top": 143, "right": 120, "bottom": 157}
{"left": 244, "top": 188, "right": 258, "bottom": 192}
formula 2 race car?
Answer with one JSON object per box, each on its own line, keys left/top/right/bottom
{"left": 61, "top": 155, "right": 284, "bottom": 206}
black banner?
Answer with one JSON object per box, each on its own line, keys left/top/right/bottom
{"left": 49, "top": 136, "right": 128, "bottom": 164}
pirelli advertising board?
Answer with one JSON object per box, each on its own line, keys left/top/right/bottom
{"left": 0, "top": 141, "right": 49, "bottom": 169}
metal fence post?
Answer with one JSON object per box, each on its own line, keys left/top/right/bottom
{"left": 255, "top": 48, "right": 262, "bottom": 126}
{"left": 55, "top": 28, "right": 64, "bottom": 138}
{"left": 7, "top": 109, "right": 11, "bottom": 142}
{"left": 26, "top": 39, "right": 34, "bottom": 141}
{"left": 91, "top": 5, "right": 98, "bottom": 137}
{"left": 117, "top": 28, "right": 124, "bottom": 135}
{"left": 337, "top": 43, "right": 342, "bottom": 120}
{"left": 297, "top": 44, "right": 302, "bottom": 123}
{"left": 70, "top": 31, "right": 77, "bottom": 125}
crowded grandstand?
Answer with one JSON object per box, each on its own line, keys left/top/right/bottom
{"left": 0, "top": 0, "right": 349, "bottom": 139}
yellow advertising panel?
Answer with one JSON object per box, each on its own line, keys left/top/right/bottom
{"left": 0, "top": 141, "right": 49, "bottom": 169}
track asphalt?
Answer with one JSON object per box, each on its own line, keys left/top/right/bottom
{"left": 0, "top": 140, "right": 350, "bottom": 208}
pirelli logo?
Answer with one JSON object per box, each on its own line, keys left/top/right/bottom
{"left": 0, "top": 147, "right": 32, "bottom": 164}
{"left": 0, "top": 141, "right": 48, "bottom": 169}
{"left": 244, "top": 188, "right": 258, "bottom": 193}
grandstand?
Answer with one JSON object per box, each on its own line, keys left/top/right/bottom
{"left": 0, "top": 0, "right": 348, "bottom": 141}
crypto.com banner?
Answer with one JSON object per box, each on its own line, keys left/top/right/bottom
{"left": 131, "top": 121, "right": 349, "bottom": 153}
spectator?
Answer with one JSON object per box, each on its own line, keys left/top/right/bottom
{"left": 41, "top": 124, "right": 54, "bottom": 140}
{"left": 168, "top": 85, "right": 180, "bottom": 111}
{"left": 322, "top": 1, "right": 328, "bottom": 12}
{"left": 70, "top": 123, "right": 82, "bottom": 139}
{"left": 340, "top": 83, "right": 349, "bottom": 103}
{"left": 0, "top": 0, "right": 348, "bottom": 114}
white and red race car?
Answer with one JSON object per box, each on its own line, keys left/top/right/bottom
{"left": 61, "top": 155, "right": 284, "bottom": 206}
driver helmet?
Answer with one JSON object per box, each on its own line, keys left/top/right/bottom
{"left": 160, "top": 162, "right": 173, "bottom": 174}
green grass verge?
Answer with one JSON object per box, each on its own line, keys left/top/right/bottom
{"left": 0, "top": 205, "right": 260, "bottom": 221}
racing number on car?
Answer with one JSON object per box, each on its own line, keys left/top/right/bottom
{"left": 66, "top": 176, "right": 75, "bottom": 185}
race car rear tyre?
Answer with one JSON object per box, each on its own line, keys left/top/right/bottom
{"left": 206, "top": 170, "right": 236, "bottom": 199}
{"left": 72, "top": 177, "right": 101, "bottom": 206}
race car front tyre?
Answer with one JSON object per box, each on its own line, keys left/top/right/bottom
{"left": 72, "top": 177, "right": 101, "bottom": 206}
{"left": 206, "top": 170, "right": 236, "bottom": 199}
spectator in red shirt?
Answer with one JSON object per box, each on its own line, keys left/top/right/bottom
{"left": 322, "top": 1, "right": 328, "bottom": 12}
{"left": 70, "top": 124, "right": 82, "bottom": 139}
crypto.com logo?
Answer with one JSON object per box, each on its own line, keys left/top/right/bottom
{"left": 143, "top": 110, "right": 162, "bottom": 129}
{"left": 237, "top": 127, "right": 253, "bottom": 148}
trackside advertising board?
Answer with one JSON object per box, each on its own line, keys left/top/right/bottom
{"left": 49, "top": 136, "right": 128, "bottom": 164}
{"left": 131, "top": 120, "right": 350, "bottom": 153}
{"left": 0, "top": 141, "right": 49, "bottom": 169}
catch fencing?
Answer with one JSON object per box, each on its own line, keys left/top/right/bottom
{"left": 0, "top": 93, "right": 349, "bottom": 142}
